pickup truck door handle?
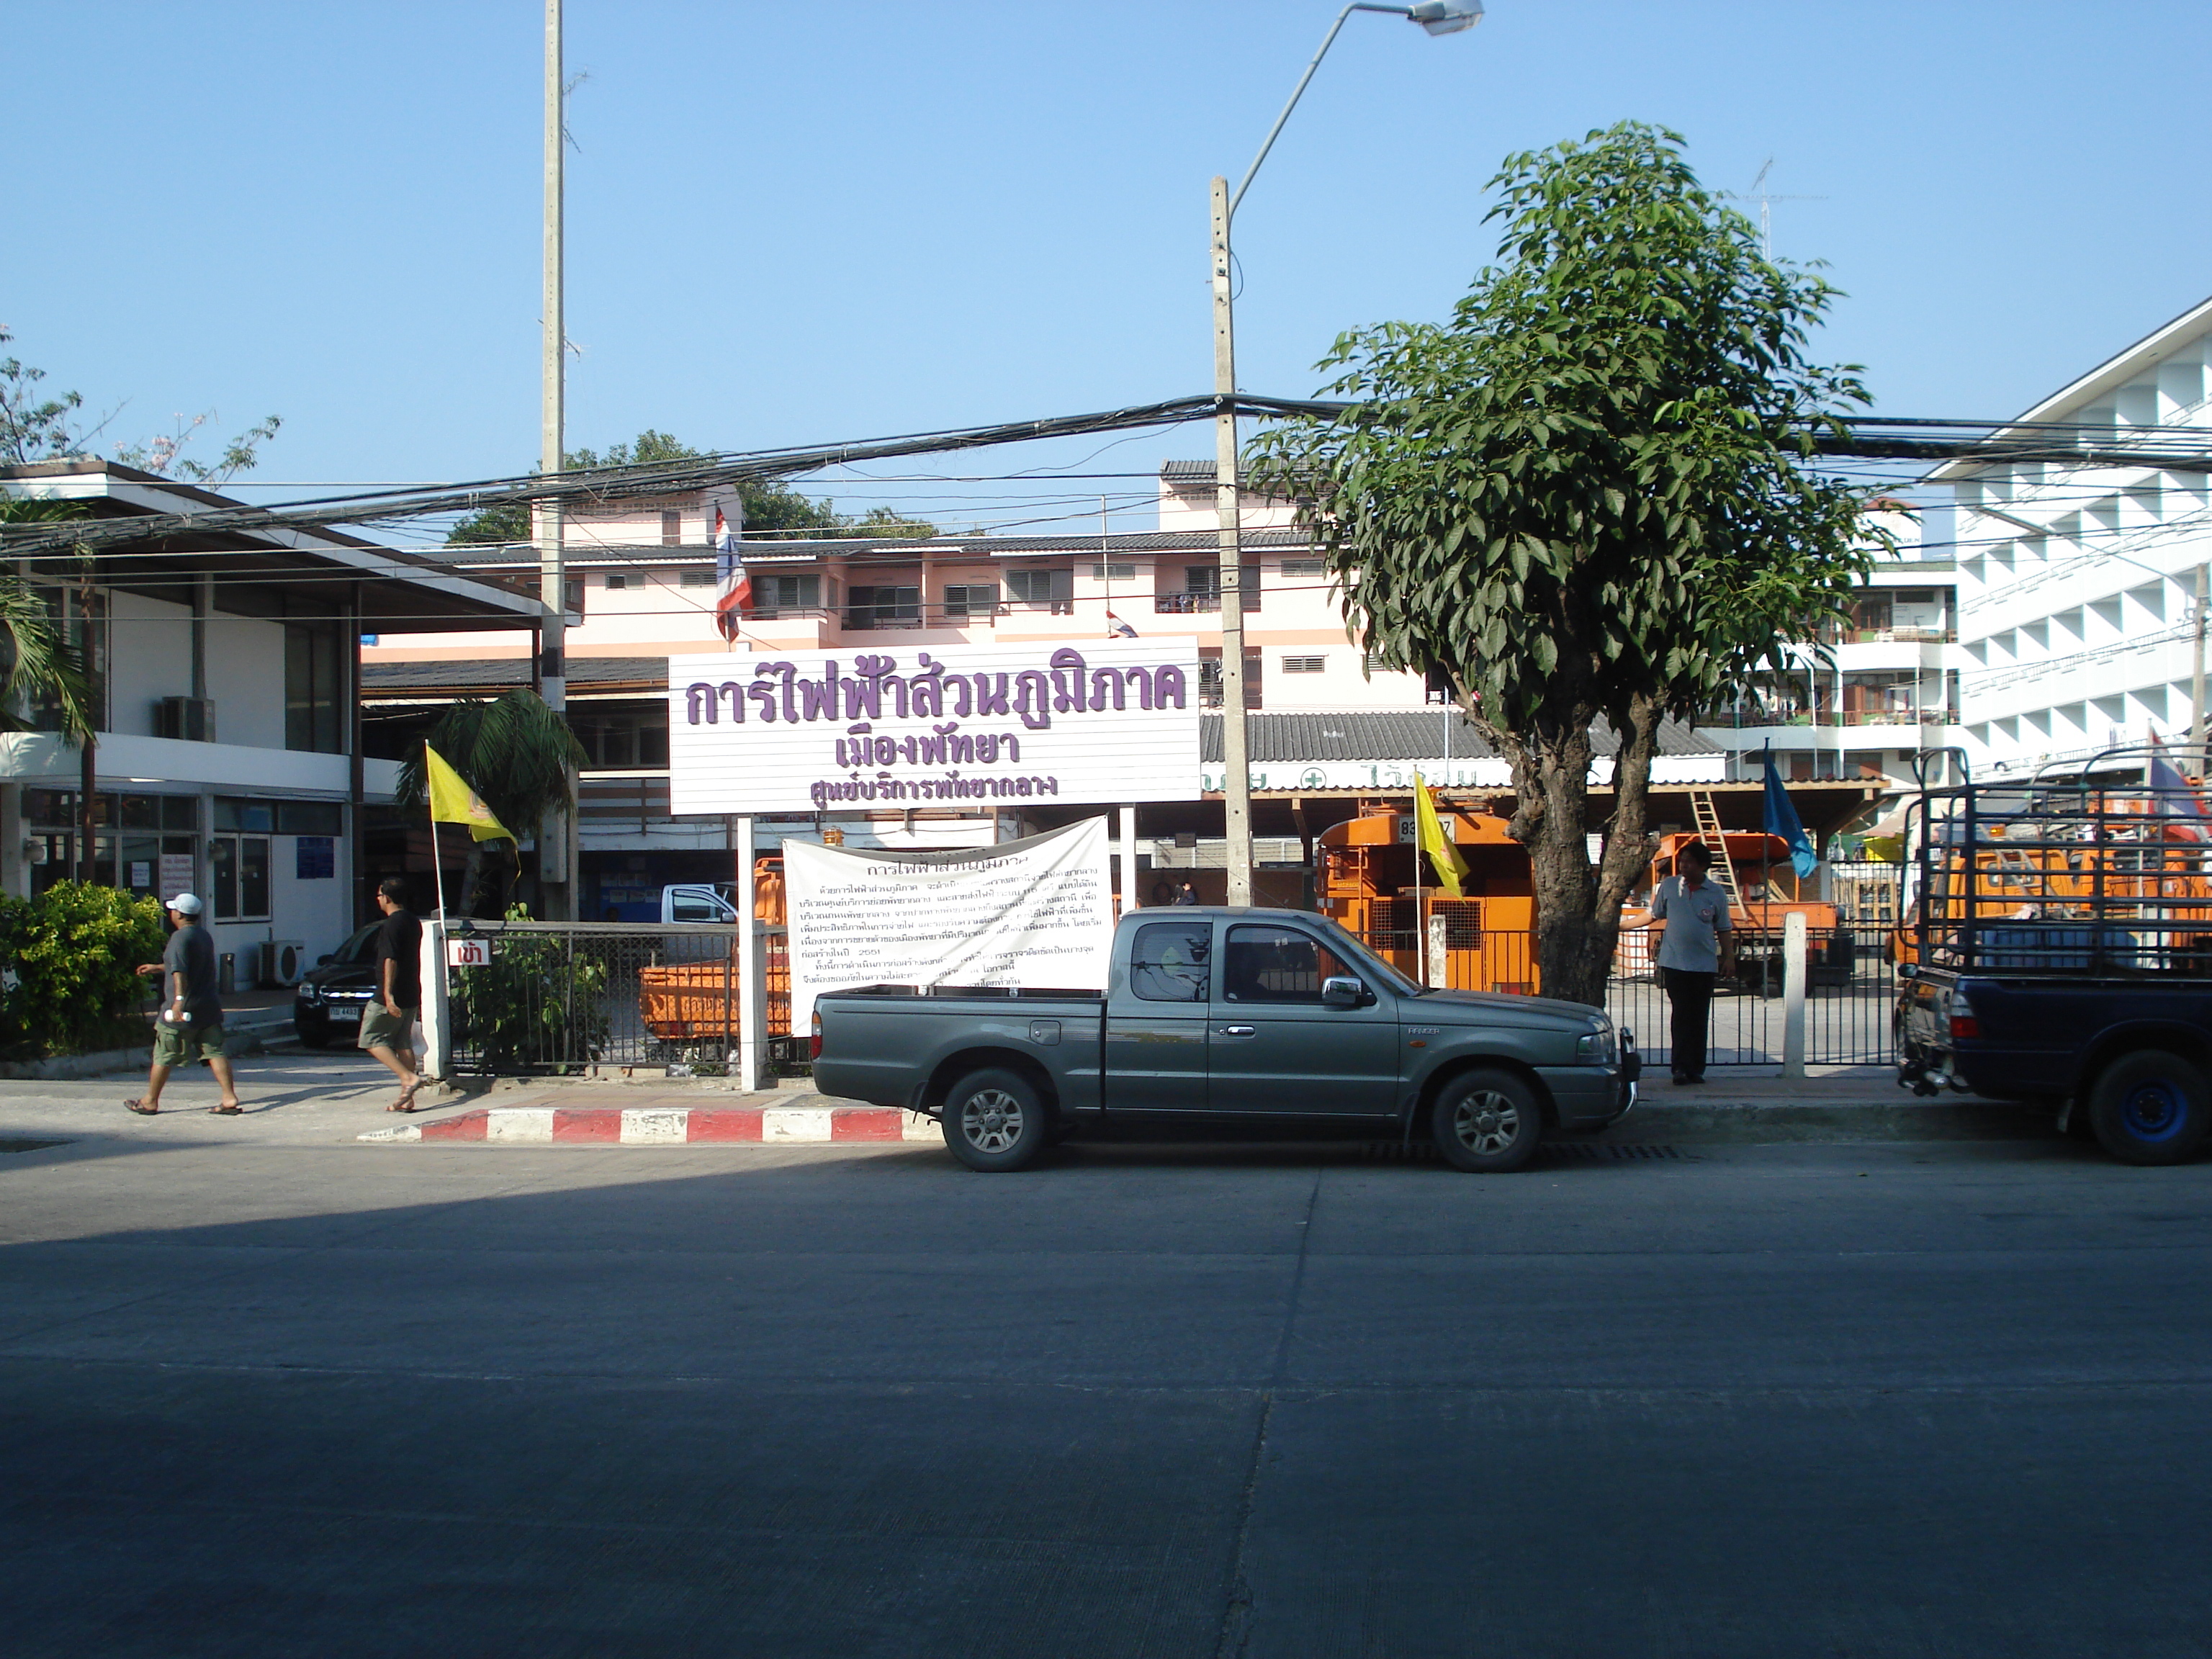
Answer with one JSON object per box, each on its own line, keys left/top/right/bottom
{"left": 1217, "top": 1025, "right": 1256, "bottom": 1038}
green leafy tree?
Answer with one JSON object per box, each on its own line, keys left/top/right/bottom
{"left": 445, "top": 429, "right": 938, "bottom": 546}
{"left": 0, "top": 328, "right": 89, "bottom": 464}
{"left": 1251, "top": 122, "right": 1883, "bottom": 1007}
{"left": 449, "top": 904, "right": 609, "bottom": 1071}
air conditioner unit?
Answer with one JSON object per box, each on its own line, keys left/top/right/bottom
{"left": 154, "top": 696, "right": 217, "bottom": 742}
{"left": 263, "top": 940, "right": 307, "bottom": 988}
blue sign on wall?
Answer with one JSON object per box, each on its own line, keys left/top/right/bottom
{"left": 296, "top": 836, "right": 336, "bottom": 879}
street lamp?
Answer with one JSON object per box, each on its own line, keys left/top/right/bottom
{"left": 1210, "top": 1, "right": 1483, "bottom": 907}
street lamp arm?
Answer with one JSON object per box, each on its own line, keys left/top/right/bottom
{"left": 1230, "top": 4, "right": 1475, "bottom": 220}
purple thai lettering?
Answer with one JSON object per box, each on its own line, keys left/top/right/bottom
{"left": 973, "top": 673, "right": 1010, "bottom": 716}
{"left": 1049, "top": 648, "right": 1089, "bottom": 713}
{"left": 873, "top": 735, "right": 896, "bottom": 766}
{"left": 976, "top": 734, "right": 999, "bottom": 763}
{"left": 746, "top": 675, "right": 779, "bottom": 722}
{"left": 899, "top": 737, "right": 919, "bottom": 764}
{"left": 935, "top": 722, "right": 974, "bottom": 763}
{"left": 1014, "top": 669, "right": 1052, "bottom": 730}
{"left": 1001, "top": 734, "right": 1022, "bottom": 763}
{"left": 1017, "top": 777, "right": 1033, "bottom": 797}
{"left": 911, "top": 657, "right": 945, "bottom": 718}
{"left": 799, "top": 660, "right": 842, "bottom": 721}
{"left": 852, "top": 654, "right": 905, "bottom": 719}
{"left": 1090, "top": 667, "right": 1125, "bottom": 711}
{"left": 1154, "top": 664, "right": 1188, "bottom": 709}
{"left": 685, "top": 683, "right": 714, "bottom": 724}
{"left": 1123, "top": 666, "right": 1154, "bottom": 709}
{"left": 719, "top": 683, "right": 744, "bottom": 721}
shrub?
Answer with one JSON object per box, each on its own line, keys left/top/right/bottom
{"left": 1, "top": 883, "right": 166, "bottom": 1057}
{"left": 449, "top": 905, "right": 609, "bottom": 1073}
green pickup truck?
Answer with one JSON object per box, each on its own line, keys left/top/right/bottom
{"left": 810, "top": 906, "right": 1638, "bottom": 1172}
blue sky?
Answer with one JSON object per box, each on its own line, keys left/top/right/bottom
{"left": 6, "top": 1, "right": 2211, "bottom": 535}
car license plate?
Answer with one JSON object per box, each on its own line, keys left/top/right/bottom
{"left": 328, "top": 1007, "right": 361, "bottom": 1024}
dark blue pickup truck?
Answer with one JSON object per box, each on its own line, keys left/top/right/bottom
{"left": 811, "top": 906, "right": 1637, "bottom": 1172}
{"left": 1894, "top": 747, "right": 2212, "bottom": 1165}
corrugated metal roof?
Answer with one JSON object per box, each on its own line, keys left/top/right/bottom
{"left": 361, "top": 657, "right": 665, "bottom": 693}
{"left": 1200, "top": 711, "right": 1719, "bottom": 763}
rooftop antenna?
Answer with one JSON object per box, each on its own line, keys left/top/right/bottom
{"left": 1721, "top": 158, "right": 1825, "bottom": 260}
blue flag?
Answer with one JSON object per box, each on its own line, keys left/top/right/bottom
{"left": 1762, "top": 745, "right": 1820, "bottom": 878}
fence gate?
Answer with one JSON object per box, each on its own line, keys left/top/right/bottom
{"left": 441, "top": 921, "right": 791, "bottom": 1076}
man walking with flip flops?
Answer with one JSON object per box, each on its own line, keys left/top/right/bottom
{"left": 125, "top": 893, "right": 242, "bottom": 1116}
{"left": 362, "top": 876, "right": 426, "bottom": 1112}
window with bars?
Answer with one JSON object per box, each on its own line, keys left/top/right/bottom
{"left": 1198, "top": 652, "right": 1263, "bottom": 709}
{"left": 943, "top": 583, "right": 999, "bottom": 621}
{"left": 680, "top": 567, "right": 716, "bottom": 588}
{"left": 605, "top": 572, "right": 630, "bottom": 589}
{"left": 1280, "top": 655, "right": 1326, "bottom": 674}
{"left": 1087, "top": 562, "right": 1136, "bottom": 582}
{"left": 758, "top": 574, "right": 822, "bottom": 618}
{"left": 1006, "top": 568, "right": 1074, "bottom": 613}
{"left": 1280, "top": 558, "right": 1324, "bottom": 577}
{"left": 660, "top": 510, "right": 683, "bottom": 547}
{"left": 846, "top": 585, "right": 920, "bottom": 629}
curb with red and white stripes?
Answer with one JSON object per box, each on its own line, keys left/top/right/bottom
{"left": 359, "top": 1105, "right": 938, "bottom": 1145}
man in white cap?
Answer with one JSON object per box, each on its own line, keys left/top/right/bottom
{"left": 125, "top": 893, "right": 242, "bottom": 1115}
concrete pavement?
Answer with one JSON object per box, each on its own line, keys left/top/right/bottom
{"left": 3, "top": 1119, "right": 2209, "bottom": 1655}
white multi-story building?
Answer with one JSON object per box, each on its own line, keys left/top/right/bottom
{"left": 1936, "top": 294, "right": 2212, "bottom": 777}
{"left": 1693, "top": 508, "right": 1964, "bottom": 787}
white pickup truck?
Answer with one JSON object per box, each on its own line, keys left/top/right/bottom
{"left": 660, "top": 884, "right": 739, "bottom": 924}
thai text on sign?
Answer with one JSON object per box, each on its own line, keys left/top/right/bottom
{"left": 666, "top": 639, "right": 1201, "bottom": 815}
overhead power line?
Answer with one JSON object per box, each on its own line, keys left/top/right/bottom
{"left": 9, "top": 395, "right": 2212, "bottom": 559}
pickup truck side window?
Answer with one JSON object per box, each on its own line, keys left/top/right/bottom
{"left": 1130, "top": 922, "right": 1211, "bottom": 1002}
{"left": 1223, "top": 925, "right": 1352, "bottom": 1004}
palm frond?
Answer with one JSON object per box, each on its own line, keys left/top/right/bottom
{"left": 394, "top": 691, "right": 588, "bottom": 835}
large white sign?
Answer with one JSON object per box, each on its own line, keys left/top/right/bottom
{"left": 667, "top": 639, "right": 1200, "bottom": 816}
{"left": 784, "top": 819, "right": 1113, "bottom": 1023}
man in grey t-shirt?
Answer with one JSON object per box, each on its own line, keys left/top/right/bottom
{"left": 1647, "top": 841, "right": 1735, "bottom": 1086}
{"left": 125, "top": 894, "right": 242, "bottom": 1115}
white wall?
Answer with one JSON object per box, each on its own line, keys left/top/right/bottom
{"left": 204, "top": 614, "right": 289, "bottom": 750}
{"left": 105, "top": 592, "right": 194, "bottom": 737}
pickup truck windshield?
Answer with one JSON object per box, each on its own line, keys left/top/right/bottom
{"left": 1308, "top": 914, "right": 1424, "bottom": 998}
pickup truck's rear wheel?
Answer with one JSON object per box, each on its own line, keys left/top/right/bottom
{"left": 940, "top": 1067, "right": 1050, "bottom": 1172}
{"left": 2088, "top": 1049, "right": 2211, "bottom": 1166}
{"left": 1431, "top": 1069, "right": 1543, "bottom": 1173}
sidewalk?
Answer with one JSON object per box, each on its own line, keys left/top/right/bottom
{"left": 0, "top": 1054, "right": 2049, "bottom": 1151}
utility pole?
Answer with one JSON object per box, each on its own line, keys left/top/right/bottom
{"left": 2193, "top": 563, "right": 2208, "bottom": 771}
{"left": 538, "top": 0, "right": 573, "bottom": 918}
{"left": 1210, "top": 175, "right": 1254, "bottom": 907}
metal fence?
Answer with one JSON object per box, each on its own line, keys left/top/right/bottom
{"left": 1357, "top": 921, "right": 1899, "bottom": 1069}
{"left": 443, "top": 921, "right": 791, "bottom": 1076}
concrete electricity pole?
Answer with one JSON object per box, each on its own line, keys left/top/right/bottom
{"left": 1208, "top": 1, "right": 1480, "bottom": 907}
{"left": 2193, "top": 563, "right": 2208, "bottom": 769}
{"left": 539, "top": 0, "right": 573, "bottom": 918}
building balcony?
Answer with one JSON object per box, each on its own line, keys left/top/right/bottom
{"left": 1697, "top": 707, "right": 1960, "bottom": 729}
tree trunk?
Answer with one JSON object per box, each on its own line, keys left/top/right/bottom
{"left": 78, "top": 729, "right": 96, "bottom": 885}
{"left": 1494, "top": 695, "right": 1667, "bottom": 1010}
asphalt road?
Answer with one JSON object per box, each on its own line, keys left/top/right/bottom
{"left": 4, "top": 1115, "right": 2210, "bottom": 1658}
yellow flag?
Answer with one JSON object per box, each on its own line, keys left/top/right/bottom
{"left": 1413, "top": 771, "right": 1470, "bottom": 899}
{"left": 425, "top": 745, "right": 516, "bottom": 842}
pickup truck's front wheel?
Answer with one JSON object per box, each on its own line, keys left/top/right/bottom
{"left": 1431, "top": 1069, "right": 1543, "bottom": 1173}
{"left": 2088, "top": 1049, "right": 2211, "bottom": 1166}
{"left": 941, "top": 1067, "right": 1050, "bottom": 1172}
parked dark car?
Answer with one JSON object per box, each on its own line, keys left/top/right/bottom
{"left": 293, "top": 922, "right": 384, "bottom": 1048}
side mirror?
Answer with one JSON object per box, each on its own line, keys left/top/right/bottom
{"left": 1321, "top": 975, "right": 1365, "bottom": 1009}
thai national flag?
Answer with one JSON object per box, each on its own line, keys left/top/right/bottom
{"left": 2148, "top": 732, "right": 2211, "bottom": 842}
{"left": 1106, "top": 611, "right": 1137, "bottom": 639}
{"left": 714, "top": 505, "right": 750, "bottom": 642}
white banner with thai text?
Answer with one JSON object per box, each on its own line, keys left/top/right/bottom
{"left": 667, "top": 639, "right": 1200, "bottom": 815}
{"left": 783, "top": 818, "right": 1112, "bottom": 1024}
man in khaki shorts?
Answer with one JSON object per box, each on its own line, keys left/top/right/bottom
{"left": 364, "top": 876, "right": 426, "bottom": 1111}
{"left": 126, "top": 893, "right": 242, "bottom": 1115}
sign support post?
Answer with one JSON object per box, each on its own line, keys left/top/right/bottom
{"left": 735, "top": 814, "right": 764, "bottom": 1092}
{"left": 1118, "top": 804, "right": 1136, "bottom": 916}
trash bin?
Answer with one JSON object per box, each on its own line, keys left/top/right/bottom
{"left": 219, "top": 951, "right": 237, "bottom": 995}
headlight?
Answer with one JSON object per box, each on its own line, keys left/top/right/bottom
{"left": 298, "top": 984, "right": 322, "bottom": 1004}
{"left": 1575, "top": 1023, "right": 1619, "bottom": 1066}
